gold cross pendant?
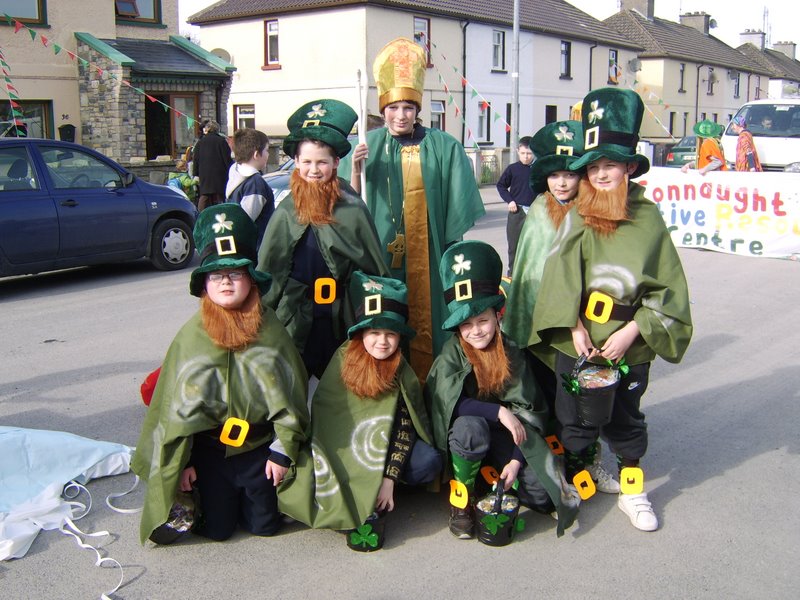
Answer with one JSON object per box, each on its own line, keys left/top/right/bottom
{"left": 387, "top": 233, "right": 405, "bottom": 269}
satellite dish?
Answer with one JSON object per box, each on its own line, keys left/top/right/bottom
{"left": 709, "top": 71, "right": 719, "bottom": 84}
{"left": 627, "top": 58, "right": 642, "bottom": 73}
{"left": 709, "top": 18, "right": 718, "bottom": 29}
{"left": 728, "top": 69, "right": 740, "bottom": 80}
{"left": 211, "top": 48, "right": 232, "bottom": 63}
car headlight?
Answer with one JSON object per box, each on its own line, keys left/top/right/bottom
{"left": 784, "top": 162, "right": 800, "bottom": 173}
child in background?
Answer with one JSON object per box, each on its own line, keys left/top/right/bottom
{"left": 226, "top": 128, "right": 275, "bottom": 246}
{"left": 426, "top": 240, "right": 578, "bottom": 541}
{"left": 531, "top": 88, "right": 693, "bottom": 532}
{"left": 167, "top": 159, "right": 198, "bottom": 204}
{"left": 278, "top": 271, "right": 441, "bottom": 551}
{"left": 496, "top": 136, "right": 534, "bottom": 276}
{"left": 132, "top": 204, "right": 309, "bottom": 544}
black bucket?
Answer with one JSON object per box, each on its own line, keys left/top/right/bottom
{"left": 346, "top": 510, "right": 387, "bottom": 552}
{"left": 474, "top": 479, "right": 520, "bottom": 547}
{"left": 572, "top": 355, "right": 620, "bottom": 427}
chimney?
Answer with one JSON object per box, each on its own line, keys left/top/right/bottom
{"left": 772, "top": 41, "right": 797, "bottom": 60}
{"left": 680, "top": 11, "right": 711, "bottom": 35}
{"left": 621, "top": 0, "right": 654, "bottom": 20}
{"left": 739, "top": 29, "right": 766, "bottom": 50}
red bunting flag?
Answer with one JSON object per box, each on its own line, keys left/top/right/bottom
{"left": 66, "top": 50, "right": 76, "bottom": 61}
{"left": 95, "top": 65, "right": 104, "bottom": 76}
{"left": 455, "top": 106, "right": 461, "bottom": 117}
{"left": 480, "top": 100, "right": 489, "bottom": 111}
{"left": 10, "top": 100, "right": 20, "bottom": 108}
{"left": 505, "top": 124, "right": 511, "bottom": 133}
{"left": 146, "top": 94, "right": 157, "bottom": 103}
{"left": 14, "top": 20, "right": 23, "bottom": 33}
{"left": 461, "top": 77, "right": 467, "bottom": 87}
{"left": 6, "top": 83, "right": 18, "bottom": 93}
{"left": 41, "top": 35, "right": 48, "bottom": 47}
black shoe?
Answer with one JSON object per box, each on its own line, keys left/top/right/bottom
{"left": 449, "top": 505, "right": 475, "bottom": 539}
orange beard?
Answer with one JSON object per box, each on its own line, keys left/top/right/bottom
{"left": 200, "top": 287, "right": 263, "bottom": 351}
{"left": 340, "top": 332, "right": 401, "bottom": 398}
{"left": 577, "top": 177, "right": 631, "bottom": 235}
{"left": 459, "top": 330, "right": 511, "bottom": 398}
{"left": 290, "top": 169, "right": 340, "bottom": 226}
{"left": 544, "top": 191, "right": 574, "bottom": 231}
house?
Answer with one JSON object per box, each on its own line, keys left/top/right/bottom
{"left": 604, "top": 0, "right": 772, "bottom": 143}
{"left": 188, "top": 0, "right": 641, "bottom": 152}
{"left": 1, "top": 0, "right": 234, "bottom": 161}
{"left": 737, "top": 32, "right": 800, "bottom": 99}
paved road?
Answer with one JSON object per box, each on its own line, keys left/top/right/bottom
{"left": 1, "top": 190, "right": 798, "bottom": 599}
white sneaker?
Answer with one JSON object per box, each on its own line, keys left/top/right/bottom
{"left": 587, "top": 461, "right": 621, "bottom": 494}
{"left": 618, "top": 492, "right": 658, "bottom": 532}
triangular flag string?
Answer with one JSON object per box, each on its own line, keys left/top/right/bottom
{"left": 0, "top": 43, "right": 27, "bottom": 137}
{"left": 3, "top": 13, "right": 202, "bottom": 131}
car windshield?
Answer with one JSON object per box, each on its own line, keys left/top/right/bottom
{"left": 727, "top": 104, "right": 800, "bottom": 138}
{"left": 676, "top": 136, "right": 696, "bottom": 148}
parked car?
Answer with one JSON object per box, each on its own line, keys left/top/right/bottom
{"left": 720, "top": 99, "right": 800, "bottom": 172}
{"left": 0, "top": 138, "right": 198, "bottom": 277}
{"left": 262, "top": 158, "right": 294, "bottom": 206}
{"left": 664, "top": 135, "right": 697, "bottom": 168}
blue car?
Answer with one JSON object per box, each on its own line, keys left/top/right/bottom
{"left": 0, "top": 139, "right": 197, "bottom": 277}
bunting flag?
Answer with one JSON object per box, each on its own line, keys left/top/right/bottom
{"left": 3, "top": 13, "right": 202, "bottom": 131}
{"left": 0, "top": 43, "right": 26, "bottom": 137}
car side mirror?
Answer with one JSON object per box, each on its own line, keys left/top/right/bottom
{"left": 122, "top": 172, "right": 135, "bottom": 186}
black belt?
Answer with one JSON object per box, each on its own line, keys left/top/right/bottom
{"left": 443, "top": 280, "right": 499, "bottom": 303}
{"left": 581, "top": 293, "right": 636, "bottom": 323}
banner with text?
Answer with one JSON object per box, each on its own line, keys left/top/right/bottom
{"left": 637, "top": 167, "right": 800, "bottom": 260}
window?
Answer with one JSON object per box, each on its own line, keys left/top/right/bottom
{"left": 430, "top": 100, "right": 445, "bottom": 130}
{"left": 0, "top": 0, "right": 45, "bottom": 24}
{"left": 706, "top": 67, "right": 716, "bottom": 95}
{"left": 234, "top": 105, "right": 256, "bottom": 131}
{"left": 560, "top": 41, "right": 572, "bottom": 78}
{"left": 608, "top": 49, "right": 619, "bottom": 84}
{"left": 712, "top": 113, "right": 718, "bottom": 123}
{"left": 755, "top": 76, "right": 762, "bottom": 99}
{"left": 700, "top": 112, "right": 707, "bottom": 121}
{"left": 0, "top": 147, "right": 38, "bottom": 191}
{"left": 683, "top": 112, "right": 689, "bottom": 136}
{"left": 0, "top": 99, "right": 49, "bottom": 138}
{"left": 733, "top": 73, "right": 741, "bottom": 98}
{"left": 545, "top": 105, "right": 558, "bottom": 124}
{"left": 264, "top": 20, "right": 280, "bottom": 67}
{"left": 492, "top": 30, "right": 506, "bottom": 71}
{"left": 678, "top": 63, "right": 686, "bottom": 92}
{"left": 669, "top": 112, "right": 676, "bottom": 135}
{"left": 477, "top": 102, "right": 491, "bottom": 142}
{"left": 40, "top": 145, "right": 123, "bottom": 190}
{"left": 413, "top": 17, "right": 432, "bottom": 66}
{"left": 115, "top": 0, "right": 161, "bottom": 24}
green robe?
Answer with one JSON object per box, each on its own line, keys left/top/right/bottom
{"left": 340, "top": 127, "right": 485, "bottom": 357}
{"left": 277, "top": 345, "right": 433, "bottom": 530}
{"left": 131, "top": 309, "right": 309, "bottom": 544}
{"left": 424, "top": 335, "right": 579, "bottom": 536}
{"left": 257, "top": 183, "right": 389, "bottom": 351}
{"left": 530, "top": 182, "right": 693, "bottom": 365}
{"left": 502, "top": 193, "right": 559, "bottom": 366}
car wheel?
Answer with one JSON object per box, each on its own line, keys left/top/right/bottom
{"left": 150, "top": 219, "right": 194, "bottom": 270}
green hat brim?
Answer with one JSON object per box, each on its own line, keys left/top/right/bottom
{"left": 283, "top": 126, "right": 351, "bottom": 159}
{"left": 189, "top": 259, "right": 271, "bottom": 297}
{"left": 347, "top": 315, "right": 416, "bottom": 340}
{"left": 692, "top": 121, "right": 724, "bottom": 138}
{"left": 570, "top": 149, "right": 650, "bottom": 179}
{"left": 441, "top": 295, "right": 505, "bottom": 332}
{"left": 530, "top": 154, "right": 582, "bottom": 193}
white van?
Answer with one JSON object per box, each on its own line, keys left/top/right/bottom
{"left": 721, "top": 99, "right": 800, "bottom": 172}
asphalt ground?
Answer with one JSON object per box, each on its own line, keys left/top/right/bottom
{"left": 1, "top": 188, "right": 798, "bottom": 599}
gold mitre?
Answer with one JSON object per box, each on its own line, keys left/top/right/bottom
{"left": 373, "top": 38, "right": 426, "bottom": 112}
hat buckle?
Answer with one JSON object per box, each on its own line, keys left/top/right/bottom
{"left": 364, "top": 294, "right": 382, "bottom": 316}
{"left": 215, "top": 235, "right": 237, "bottom": 256}
{"left": 455, "top": 279, "right": 473, "bottom": 301}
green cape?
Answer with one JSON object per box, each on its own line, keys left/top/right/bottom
{"left": 256, "top": 183, "right": 389, "bottom": 350}
{"left": 502, "top": 193, "right": 560, "bottom": 367}
{"left": 530, "top": 182, "right": 693, "bottom": 365}
{"left": 340, "top": 127, "right": 485, "bottom": 357}
{"left": 424, "top": 335, "right": 579, "bottom": 536}
{"left": 131, "top": 309, "right": 309, "bottom": 544}
{"left": 277, "top": 344, "right": 433, "bottom": 530}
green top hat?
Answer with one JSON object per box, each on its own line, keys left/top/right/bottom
{"left": 440, "top": 241, "right": 504, "bottom": 331}
{"left": 189, "top": 203, "right": 272, "bottom": 297}
{"left": 346, "top": 271, "right": 416, "bottom": 340}
{"left": 693, "top": 119, "right": 724, "bottom": 139}
{"left": 570, "top": 88, "right": 650, "bottom": 178}
{"left": 529, "top": 120, "right": 585, "bottom": 194}
{"left": 283, "top": 99, "right": 357, "bottom": 159}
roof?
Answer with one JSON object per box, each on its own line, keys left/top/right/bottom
{"left": 100, "top": 38, "right": 230, "bottom": 78}
{"left": 189, "top": 0, "right": 642, "bottom": 50}
{"left": 604, "top": 10, "right": 770, "bottom": 75}
{"left": 737, "top": 43, "right": 800, "bottom": 82}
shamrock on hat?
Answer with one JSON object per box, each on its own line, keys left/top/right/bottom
{"left": 283, "top": 99, "right": 358, "bottom": 159}
{"left": 346, "top": 271, "right": 415, "bottom": 340}
{"left": 569, "top": 87, "right": 650, "bottom": 178}
{"left": 189, "top": 203, "right": 271, "bottom": 297}
{"left": 439, "top": 241, "right": 504, "bottom": 331}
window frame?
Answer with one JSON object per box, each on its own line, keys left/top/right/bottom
{"left": 430, "top": 100, "right": 445, "bottom": 130}
{"left": 2, "top": 0, "right": 47, "bottom": 25}
{"left": 413, "top": 16, "right": 433, "bottom": 67}
{"left": 706, "top": 67, "right": 716, "bottom": 95}
{"left": 678, "top": 63, "right": 686, "bottom": 93}
{"left": 733, "top": 72, "right": 741, "bottom": 99}
{"left": 560, "top": 41, "right": 572, "bottom": 79}
{"left": 492, "top": 30, "right": 506, "bottom": 71}
{"left": 115, "top": 0, "right": 161, "bottom": 25}
{"left": 607, "top": 49, "right": 619, "bottom": 84}
{"left": 477, "top": 101, "right": 492, "bottom": 143}
{"left": 263, "top": 19, "right": 280, "bottom": 69}
{"left": 234, "top": 105, "right": 256, "bottom": 131}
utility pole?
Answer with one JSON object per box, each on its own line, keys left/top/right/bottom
{"left": 510, "top": 0, "right": 520, "bottom": 162}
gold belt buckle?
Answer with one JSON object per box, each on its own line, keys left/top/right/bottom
{"left": 219, "top": 417, "right": 250, "bottom": 447}
{"left": 584, "top": 291, "right": 614, "bottom": 324}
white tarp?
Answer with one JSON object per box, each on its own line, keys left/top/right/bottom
{"left": 0, "top": 426, "right": 132, "bottom": 560}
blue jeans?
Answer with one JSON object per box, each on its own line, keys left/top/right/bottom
{"left": 401, "top": 439, "right": 442, "bottom": 485}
